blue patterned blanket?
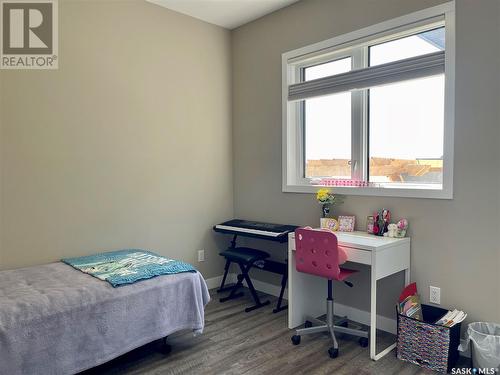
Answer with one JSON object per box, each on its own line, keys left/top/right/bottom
{"left": 62, "top": 250, "right": 197, "bottom": 287}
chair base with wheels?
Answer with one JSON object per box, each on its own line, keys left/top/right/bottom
{"left": 290, "top": 227, "right": 369, "bottom": 359}
{"left": 291, "top": 280, "right": 369, "bottom": 358}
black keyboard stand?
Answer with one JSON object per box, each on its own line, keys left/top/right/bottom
{"left": 219, "top": 256, "right": 271, "bottom": 312}
{"left": 264, "top": 260, "right": 288, "bottom": 313}
{"left": 217, "top": 235, "right": 237, "bottom": 294}
{"left": 217, "top": 233, "right": 289, "bottom": 314}
{"left": 216, "top": 258, "right": 234, "bottom": 294}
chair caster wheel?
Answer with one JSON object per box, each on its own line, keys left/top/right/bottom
{"left": 328, "top": 347, "right": 339, "bottom": 358}
{"left": 291, "top": 335, "right": 301, "bottom": 345}
{"left": 304, "top": 320, "right": 312, "bottom": 328}
{"left": 359, "top": 337, "right": 369, "bottom": 347}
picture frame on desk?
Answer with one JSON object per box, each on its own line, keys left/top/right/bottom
{"left": 338, "top": 215, "right": 355, "bottom": 232}
{"left": 366, "top": 216, "right": 375, "bottom": 234}
{"left": 320, "top": 217, "right": 339, "bottom": 231}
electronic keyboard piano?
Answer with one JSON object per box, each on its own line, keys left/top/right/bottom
{"left": 213, "top": 219, "right": 298, "bottom": 243}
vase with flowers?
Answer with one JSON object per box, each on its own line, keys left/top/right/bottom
{"left": 316, "top": 188, "right": 344, "bottom": 218}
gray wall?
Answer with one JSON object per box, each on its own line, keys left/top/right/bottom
{"left": 0, "top": 0, "right": 233, "bottom": 279}
{"left": 232, "top": 0, "right": 500, "bottom": 321}
{"left": 0, "top": 70, "right": 2, "bottom": 268}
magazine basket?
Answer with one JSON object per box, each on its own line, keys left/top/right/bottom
{"left": 397, "top": 304, "right": 462, "bottom": 373}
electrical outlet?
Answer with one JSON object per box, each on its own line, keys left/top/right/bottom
{"left": 198, "top": 250, "right": 205, "bottom": 262}
{"left": 430, "top": 286, "right": 441, "bottom": 304}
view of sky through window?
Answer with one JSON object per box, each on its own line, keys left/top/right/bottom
{"left": 304, "top": 27, "right": 445, "bottom": 183}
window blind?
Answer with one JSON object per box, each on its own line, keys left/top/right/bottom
{"left": 288, "top": 50, "right": 444, "bottom": 102}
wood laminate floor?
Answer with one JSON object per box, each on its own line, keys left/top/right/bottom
{"left": 83, "top": 288, "right": 469, "bottom": 375}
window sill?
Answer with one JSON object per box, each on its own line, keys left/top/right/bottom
{"left": 282, "top": 183, "right": 453, "bottom": 199}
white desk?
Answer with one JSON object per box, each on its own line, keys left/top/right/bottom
{"left": 288, "top": 231, "right": 410, "bottom": 361}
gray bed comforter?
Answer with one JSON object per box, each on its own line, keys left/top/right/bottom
{"left": 0, "top": 262, "right": 210, "bottom": 375}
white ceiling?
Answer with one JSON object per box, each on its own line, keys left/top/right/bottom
{"left": 146, "top": 0, "right": 300, "bottom": 30}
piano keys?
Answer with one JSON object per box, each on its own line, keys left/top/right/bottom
{"left": 213, "top": 219, "right": 298, "bottom": 243}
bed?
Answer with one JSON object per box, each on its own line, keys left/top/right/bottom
{"left": 0, "top": 261, "right": 210, "bottom": 375}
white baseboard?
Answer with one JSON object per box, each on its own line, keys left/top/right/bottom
{"left": 208, "top": 273, "right": 289, "bottom": 300}
{"left": 333, "top": 302, "right": 396, "bottom": 335}
{"left": 251, "top": 277, "right": 289, "bottom": 300}
{"left": 204, "top": 275, "right": 226, "bottom": 290}
{"left": 204, "top": 273, "right": 238, "bottom": 290}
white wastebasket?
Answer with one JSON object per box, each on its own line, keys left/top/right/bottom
{"left": 459, "top": 322, "right": 500, "bottom": 372}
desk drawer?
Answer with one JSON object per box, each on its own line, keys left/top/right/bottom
{"left": 289, "top": 238, "right": 371, "bottom": 265}
{"left": 339, "top": 246, "right": 371, "bottom": 265}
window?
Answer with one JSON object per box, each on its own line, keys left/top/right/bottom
{"left": 369, "top": 75, "right": 445, "bottom": 185}
{"left": 282, "top": 3, "right": 455, "bottom": 198}
{"left": 304, "top": 58, "right": 352, "bottom": 179}
{"left": 305, "top": 92, "right": 352, "bottom": 179}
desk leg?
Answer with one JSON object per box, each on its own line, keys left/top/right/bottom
{"left": 370, "top": 267, "right": 410, "bottom": 361}
{"left": 370, "top": 271, "right": 398, "bottom": 361}
{"left": 370, "top": 267, "right": 377, "bottom": 360}
{"left": 288, "top": 250, "right": 326, "bottom": 329}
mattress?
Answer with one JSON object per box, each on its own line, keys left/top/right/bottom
{"left": 0, "top": 261, "right": 210, "bottom": 375}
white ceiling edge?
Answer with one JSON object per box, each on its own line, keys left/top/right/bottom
{"left": 146, "top": 0, "right": 300, "bottom": 30}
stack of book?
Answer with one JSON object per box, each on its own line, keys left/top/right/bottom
{"left": 435, "top": 309, "right": 467, "bottom": 327}
{"left": 398, "top": 282, "right": 422, "bottom": 320}
{"left": 398, "top": 293, "right": 422, "bottom": 320}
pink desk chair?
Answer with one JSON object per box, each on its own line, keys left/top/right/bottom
{"left": 291, "top": 227, "right": 368, "bottom": 358}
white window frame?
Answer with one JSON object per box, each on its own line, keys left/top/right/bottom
{"left": 282, "top": 2, "right": 455, "bottom": 199}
